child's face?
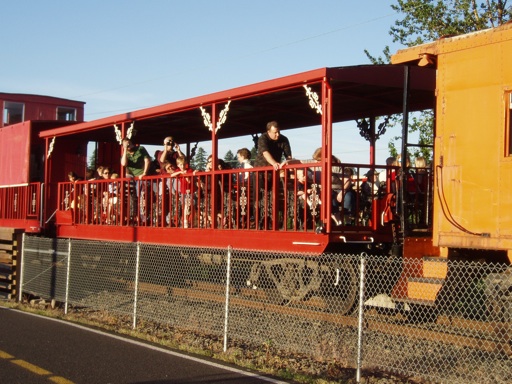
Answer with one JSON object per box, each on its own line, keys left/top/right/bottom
{"left": 177, "top": 162, "right": 185, "bottom": 170}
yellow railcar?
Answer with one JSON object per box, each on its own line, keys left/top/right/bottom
{"left": 393, "top": 24, "right": 512, "bottom": 264}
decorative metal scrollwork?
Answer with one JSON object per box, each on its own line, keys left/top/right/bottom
{"left": 31, "top": 192, "right": 37, "bottom": 213}
{"left": 184, "top": 189, "right": 192, "bottom": 228}
{"left": 114, "top": 124, "right": 122, "bottom": 144}
{"left": 190, "top": 142, "right": 198, "bottom": 159}
{"left": 114, "top": 122, "right": 135, "bottom": 143}
{"left": 216, "top": 100, "right": 231, "bottom": 133}
{"left": 239, "top": 186, "right": 247, "bottom": 216}
{"left": 303, "top": 85, "right": 322, "bottom": 115}
{"left": 200, "top": 107, "right": 213, "bottom": 131}
{"left": 126, "top": 122, "right": 136, "bottom": 139}
{"left": 47, "top": 136, "right": 56, "bottom": 159}
{"left": 308, "top": 183, "right": 321, "bottom": 216}
{"left": 63, "top": 190, "right": 70, "bottom": 210}
{"left": 356, "top": 116, "right": 391, "bottom": 142}
{"left": 200, "top": 101, "right": 231, "bottom": 135}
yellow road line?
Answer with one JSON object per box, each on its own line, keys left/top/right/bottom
{"left": 49, "top": 376, "right": 76, "bottom": 384}
{"left": 12, "top": 359, "right": 52, "bottom": 375}
{"left": 0, "top": 350, "right": 14, "bottom": 359}
{"left": 0, "top": 348, "right": 75, "bottom": 384}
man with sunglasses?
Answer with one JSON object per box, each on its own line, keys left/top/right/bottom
{"left": 156, "top": 136, "right": 184, "bottom": 173}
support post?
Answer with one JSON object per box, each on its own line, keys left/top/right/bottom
{"left": 356, "top": 253, "right": 367, "bottom": 383}
{"left": 133, "top": 242, "right": 141, "bottom": 329}
{"left": 223, "top": 246, "right": 232, "bottom": 352}
{"left": 64, "top": 239, "right": 71, "bottom": 315}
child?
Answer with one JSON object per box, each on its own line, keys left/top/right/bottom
{"left": 107, "top": 173, "right": 120, "bottom": 224}
{"left": 171, "top": 156, "right": 195, "bottom": 227}
{"left": 295, "top": 168, "right": 319, "bottom": 229}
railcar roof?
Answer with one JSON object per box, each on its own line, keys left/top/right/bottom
{"left": 40, "top": 65, "right": 435, "bottom": 145}
{"left": 392, "top": 23, "right": 512, "bottom": 65}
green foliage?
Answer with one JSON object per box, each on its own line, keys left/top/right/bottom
{"left": 223, "top": 149, "right": 237, "bottom": 168}
{"left": 387, "top": 110, "right": 434, "bottom": 164}
{"left": 88, "top": 148, "right": 97, "bottom": 171}
{"left": 390, "top": 0, "right": 511, "bottom": 47}
{"left": 364, "top": 45, "right": 391, "bottom": 64}
{"left": 191, "top": 147, "right": 208, "bottom": 171}
{"left": 367, "top": 0, "right": 511, "bottom": 160}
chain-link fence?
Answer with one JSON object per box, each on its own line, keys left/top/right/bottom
{"left": 20, "top": 235, "right": 511, "bottom": 383}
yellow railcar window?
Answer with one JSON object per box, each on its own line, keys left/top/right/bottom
{"left": 508, "top": 93, "right": 512, "bottom": 156}
{"left": 506, "top": 93, "right": 512, "bottom": 156}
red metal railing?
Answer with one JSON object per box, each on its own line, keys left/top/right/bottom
{"left": 0, "top": 183, "right": 41, "bottom": 220}
{"left": 56, "top": 163, "right": 431, "bottom": 232}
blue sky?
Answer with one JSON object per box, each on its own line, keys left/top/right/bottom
{"left": 2, "top": 1, "right": 406, "bottom": 163}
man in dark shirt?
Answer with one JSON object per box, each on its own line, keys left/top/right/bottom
{"left": 254, "top": 121, "right": 292, "bottom": 229}
{"left": 254, "top": 121, "right": 292, "bottom": 169}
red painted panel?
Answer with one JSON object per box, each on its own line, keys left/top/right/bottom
{"left": 0, "top": 122, "right": 30, "bottom": 185}
{"left": 0, "top": 93, "right": 85, "bottom": 128}
{"left": 56, "top": 225, "right": 329, "bottom": 254}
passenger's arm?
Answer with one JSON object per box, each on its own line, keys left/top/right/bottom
{"left": 158, "top": 150, "right": 166, "bottom": 163}
{"left": 120, "top": 147, "right": 128, "bottom": 167}
{"left": 138, "top": 157, "right": 151, "bottom": 180}
{"left": 262, "top": 151, "right": 279, "bottom": 170}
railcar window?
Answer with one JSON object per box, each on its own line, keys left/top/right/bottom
{"left": 508, "top": 93, "right": 512, "bottom": 156}
{"left": 3, "top": 101, "right": 24, "bottom": 125}
{"left": 57, "top": 107, "right": 77, "bottom": 121}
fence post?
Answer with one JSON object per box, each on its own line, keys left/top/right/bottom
{"left": 64, "top": 239, "right": 71, "bottom": 315}
{"left": 223, "top": 246, "right": 232, "bottom": 352}
{"left": 18, "top": 233, "right": 26, "bottom": 302}
{"left": 132, "top": 242, "right": 141, "bottom": 329}
{"left": 356, "top": 253, "right": 367, "bottom": 383}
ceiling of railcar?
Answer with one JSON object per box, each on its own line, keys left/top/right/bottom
{"left": 41, "top": 65, "right": 435, "bottom": 146}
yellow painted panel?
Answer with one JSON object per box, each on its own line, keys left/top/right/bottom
{"left": 432, "top": 25, "right": 512, "bottom": 249}
{"left": 408, "top": 281, "right": 442, "bottom": 301}
{"left": 423, "top": 259, "right": 448, "bottom": 279}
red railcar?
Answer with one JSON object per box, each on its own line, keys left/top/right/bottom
{"left": 32, "top": 65, "right": 434, "bottom": 252}
{"left": 1, "top": 93, "right": 85, "bottom": 232}
{"left": 1, "top": 65, "right": 437, "bottom": 310}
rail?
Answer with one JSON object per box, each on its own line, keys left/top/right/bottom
{"left": 56, "top": 163, "right": 433, "bottom": 233}
{"left": 0, "top": 183, "right": 41, "bottom": 221}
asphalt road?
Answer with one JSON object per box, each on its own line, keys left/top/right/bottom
{"left": 0, "top": 307, "right": 289, "bottom": 384}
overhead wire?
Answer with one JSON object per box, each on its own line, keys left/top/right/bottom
{"left": 76, "top": 11, "right": 398, "bottom": 114}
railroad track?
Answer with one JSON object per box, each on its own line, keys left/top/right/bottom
{"left": 128, "top": 278, "right": 511, "bottom": 357}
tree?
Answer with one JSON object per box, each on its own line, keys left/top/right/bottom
{"left": 191, "top": 147, "right": 208, "bottom": 171}
{"left": 389, "top": 0, "right": 510, "bottom": 47}
{"left": 366, "top": 0, "right": 511, "bottom": 162}
{"left": 223, "top": 150, "right": 237, "bottom": 168}
{"left": 88, "top": 147, "right": 97, "bottom": 171}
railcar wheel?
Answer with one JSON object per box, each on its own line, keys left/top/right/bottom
{"left": 247, "top": 258, "right": 322, "bottom": 303}
{"left": 267, "top": 259, "right": 321, "bottom": 302}
{"left": 321, "top": 259, "right": 358, "bottom": 315}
